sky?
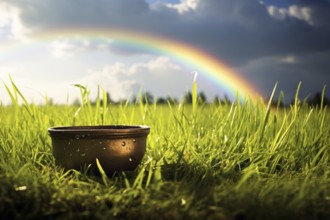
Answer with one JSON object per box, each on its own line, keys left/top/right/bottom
{"left": 0, "top": 0, "right": 330, "bottom": 104}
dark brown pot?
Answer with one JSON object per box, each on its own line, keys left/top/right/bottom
{"left": 48, "top": 125, "right": 150, "bottom": 175}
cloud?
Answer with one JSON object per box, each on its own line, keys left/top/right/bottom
{"left": 129, "top": 56, "right": 181, "bottom": 74}
{"left": 0, "top": 2, "right": 29, "bottom": 40}
{"left": 50, "top": 36, "right": 150, "bottom": 58}
{"left": 165, "top": 0, "right": 199, "bottom": 14}
{"left": 279, "top": 55, "right": 297, "bottom": 64}
{"left": 237, "top": 51, "right": 330, "bottom": 101}
{"left": 79, "top": 63, "right": 137, "bottom": 101}
{"left": 6, "top": 0, "right": 150, "bottom": 31}
{"left": 75, "top": 56, "right": 185, "bottom": 101}
{"left": 51, "top": 39, "right": 90, "bottom": 58}
{"left": 267, "top": 5, "right": 289, "bottom": 20}
{"left": 288, "top": 5, "right": 313, "bottom": 25}
{"left": 267, "top": 5, "right": 314, "bottom": 25}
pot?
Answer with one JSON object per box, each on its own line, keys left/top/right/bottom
{"left": 48, "top": 125, "right": 150, "bottom": 175}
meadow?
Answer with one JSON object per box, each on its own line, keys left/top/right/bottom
{"left": 0, "top": 80, "right": 329, "bottom": 220}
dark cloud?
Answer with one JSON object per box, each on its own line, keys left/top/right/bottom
{"left": 7, "top": 0, "right": 149, "bottom": 29}
{"left": 238, "top": 51, "right": 330, "bottom": 101}
{"left": 8, "top": 0, "right": 330, "bottom": 57}
{"left": 3, "top": 0, "right": 330, "bottom": 98}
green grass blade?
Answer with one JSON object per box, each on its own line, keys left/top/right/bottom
{"left": 96, "top": 158, "right": 109, "bottom": 187}
{"left": 192, "top": 72, "right": 198, "bottom": 116}
{"left": 259, "top": 82, "right": 278, "bottom": 143}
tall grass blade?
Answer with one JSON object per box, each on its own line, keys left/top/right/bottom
{"left": 320, "top": 85, "right": 326, "bottom": 109}
{"left": 96, "top": 158, "right": 109, "bottom": 187}
{"left": 7, "top": 75, "right": 36, "bottom": 118}
{"left": 259, "top": 82, "right": 277, "bottom": 143}
{"left": 192, "top": 72, "right": 198, "bottom": 116}
{"left": 95, "top": 85, "right": 101, "bottom": 124}
{"left": 293, "top": 82, "right": 302, "bottom": 117}
{"left": 102, "top": 88, "right": 108, "bottom": 125}
{"left": 3, "top": 81, "right": 18, "bottom": 106}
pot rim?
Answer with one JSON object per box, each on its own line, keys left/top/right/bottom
{"left": 48, "top": 125, "right": 150, "bottom": 137}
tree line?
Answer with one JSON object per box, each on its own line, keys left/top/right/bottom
{"left": 71, "top": 90, "right": 330, "bottom": 107}
{"left": 267, "top": 92, "right": 330, "bottom": 108}
{"left": 72, "top": 90, "right": 231, "bottom": 106}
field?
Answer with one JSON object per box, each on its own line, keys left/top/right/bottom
{"left": 0, "top": 82, "right": 330, "bottom": 220}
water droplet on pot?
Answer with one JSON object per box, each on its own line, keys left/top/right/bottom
{"left": 81, "top": 153, "right": 86, "bottom": 157}
{"left": 103, "top": 147, "right": 106, "bottom": 150}
{"left": 129, "top": 157, "right": 133, "bottom": 162}
{"left": 132, "top": 139, "right": 136, "bottom": 143}
{"left": 68, "top": 142, "right": 71, "bottom": 145}
{"left": 75, "top": 135, "right": 80, "bottom": 140}
{"left": 121, "top": 141, "right": 126, "bottom": 147}
{"left": 99, "top": 141, "right": 103, "bottom": 144}
{"left": 15, "top": 185, "right": 27, "bottom": 191}
{"left": 69, "top": 153, "right": 72, "bottom": 157}
{"left": 76, "top": 148, "right": 80, "bottom": 152}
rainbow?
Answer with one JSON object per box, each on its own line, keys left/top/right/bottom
{"left": 0, "top": 28, "right": 261, "bottom": 100}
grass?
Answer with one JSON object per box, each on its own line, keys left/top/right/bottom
{"left": 0, "top": 80, "right": 329, "bottom": 219}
